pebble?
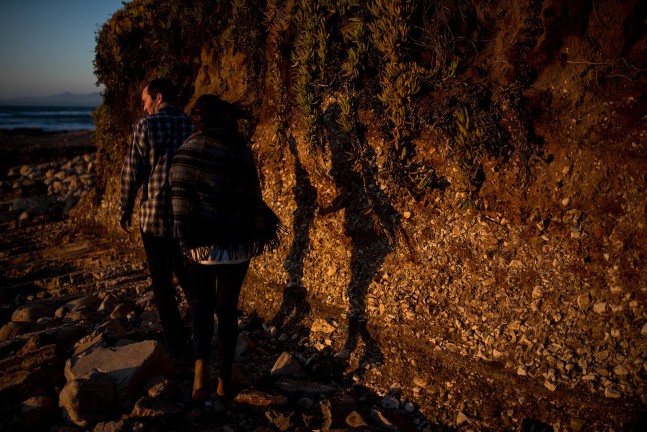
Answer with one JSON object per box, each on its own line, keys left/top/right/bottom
{"left": 613, "top": 365, "right": 629, "bottom": 376}
{"left": 604, "top": 387, "right": 622, "bottom": 399}
{"left": 593, "top": 303, "right": 607, "bottom": 314}
{"left": 380, "top": 395, "right": 400, "bottom": 410}
{"left": 2, "top": 153, "right": 96, "bottom": 222}
{"left": 404, "top": 401, "right": 417, "bottom": 413}
{"left": 576, "top": 294, "right": 590, "bottom": 310}
{"left": 544, "top": 381, "right": 557, "bottom": 392}
{"left": 456, "top": 411, "right": 471, "bottom": 425}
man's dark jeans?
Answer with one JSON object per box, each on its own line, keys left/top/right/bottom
{"left": 140, "top": 231, "right": 192, "bottom": 357}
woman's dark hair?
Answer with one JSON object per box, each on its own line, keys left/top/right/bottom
{"left": 190, "top": 94, "right": 250, "bottom": 135}
{"left": 147, "top": 78, "right": 178, "bottom": 104}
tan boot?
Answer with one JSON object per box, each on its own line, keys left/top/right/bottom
{"left": 192, "top": 359, "right": 210, "bottom": 401}
{"left": 216, "top": 376, "right": 233, "bottom": 399}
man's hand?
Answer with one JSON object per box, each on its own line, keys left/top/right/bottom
{"left": 119, "top": 212, "right": 132, "bottom": 234}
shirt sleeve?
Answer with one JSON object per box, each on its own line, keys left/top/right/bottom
{"left": 119, "top": 120, "right": 148, "bottom": 217}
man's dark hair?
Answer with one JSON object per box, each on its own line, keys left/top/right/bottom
{"left": 147, "top": 78, "right": 178, "bottom": 104}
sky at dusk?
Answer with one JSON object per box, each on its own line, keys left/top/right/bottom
{"left": 0, "top": 0, "right": 125, "bottom": 99}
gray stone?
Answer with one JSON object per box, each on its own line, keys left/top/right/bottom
{"left": 346, "top": 410, "right": 368, "bottom": 428}
{"left": 0, "top": 321, "right": 35, "bottom": 341}
{"left": 235, "top": 331, "right": 256, "bottom": 358}
{"left": 0, "top": 396, "right": 55, "bottom": 432}
{"left": 110, "top": 303, "right": 137, "bottom": 320}
{"left": 59, "top": 371, "right": 116, "bottom": 428}
{"left": 271, "top": 352, "right": 306, "bottom": 378}
{"left": 64, "top": 340, "right": 174, "bottom": 409}
{"left": 11, "top": 303, "right": 51, "bottom": 323}
{"left": 130, "top": 396, "right": 181, "bottom": 417}
{"left": 381, "top": 394, "right": 400, "bottom": 409}
{"left": 98, "top": 295, "right": 118, "bottom": 313}
{"left": 72, "top": 320, "right": 128, "bottom": 356}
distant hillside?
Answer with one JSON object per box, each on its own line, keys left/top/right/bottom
{"left": 0, "top": 92, "right": 102, "bottom": 106}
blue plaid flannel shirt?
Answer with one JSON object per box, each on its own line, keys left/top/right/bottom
{"left": 120, "top": 105, "right": 193, "bottom": 236}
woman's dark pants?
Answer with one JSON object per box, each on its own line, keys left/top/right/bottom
{"left": 188, "top": 260, "right": 250, "bottom": 380}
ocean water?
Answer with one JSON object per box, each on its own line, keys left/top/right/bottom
{"left": 0, "top": 105, "right": 96, "bottom": 131}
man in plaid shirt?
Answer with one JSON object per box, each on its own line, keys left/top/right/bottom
{"left": 119, "top": 78, "right": 193, "bottom": 357}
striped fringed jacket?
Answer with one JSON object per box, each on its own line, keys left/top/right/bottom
{"left": 170, "top": 129, "right": 281, "bottom": 263}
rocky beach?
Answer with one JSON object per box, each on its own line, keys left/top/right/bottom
{"left": 0, "top": 113, "right": 645, "bottom": 432}
{"left": 0, "top": 131, "right": 435, "bottom": 431}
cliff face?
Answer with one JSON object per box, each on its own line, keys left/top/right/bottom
{"left": 84, "top": 0, "right": 646, "bottom": 428}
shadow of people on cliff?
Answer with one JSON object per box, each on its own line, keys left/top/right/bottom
{"left": 271, "top": 135, "right": 314, "bottom": 330}
{"left": 319, "top": 102, "right": 401, "bottom": 374}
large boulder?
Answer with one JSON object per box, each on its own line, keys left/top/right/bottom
{"left": 0, "top": 321, "right": 35, "bottom": 341}
{"left": 58, "top": 371, "right": 116, "bottom": 428}
{"left": 11, "top": 303, "right": 52, "bottom": 323}
{"left": 64, "top": 340, "right": 174, "bottom": 409}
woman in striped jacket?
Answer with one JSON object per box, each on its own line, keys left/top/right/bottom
{"left": 170, "top": 94, "right": 281, "bottom": 402}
